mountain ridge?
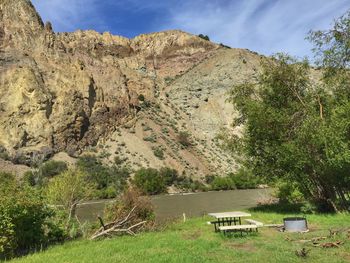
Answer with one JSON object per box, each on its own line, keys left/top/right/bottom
{"left": 0, "top": 0, "right": 263, "bottom": 178}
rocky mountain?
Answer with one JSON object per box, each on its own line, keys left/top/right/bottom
{"left": 0, "top": 0, "right": 264, "bottom": 178}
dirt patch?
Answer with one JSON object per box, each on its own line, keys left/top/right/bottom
{"left": 224, "top": 242, "right": 256, "bottom": 252}
{"left": 0, "top": 158, "right": 30, "bottom": 177}
{"left": 182, "top": 230, "right": 202, "bottom": 240}
{"left": 341, "top": 252, "right": 350, "bottom": 262}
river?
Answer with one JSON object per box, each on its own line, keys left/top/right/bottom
{"left": 76, "top": 188, "right": 271, "bottom": 222}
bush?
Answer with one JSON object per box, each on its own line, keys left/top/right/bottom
{"left": 23, "top": 160, "right": 68, "bottom": 186}
{"left": 105, "top": 187, "right": 154, "bottom": 224}
{"left": 274, "top": 180, "right": 305, "bottom": 204}
{"left": 174, "top": 176, "right": 207, "bottom": 192}
{"left": 138, "top": 94, "right": 145, "bottom": 101}
{"left": 133, "top": 168, "right": 166, "bottom": 195}
{"left": 210, "top": 177, "right": 236, "bottom": 191}
{"left": 230, "top": 168, "right": 258, "bottom": 189}
{"left": 198, "top": 34, "right": 210, "bottom": 41}
{"left": 76, "top": 155, "right": 130, "bottom": 198}
{"left": 0, "top": 145, "right": 9, "bottom": 160}
{"left": 159, "top": 167, "right": 178, "bottom": 186}
{"left": 178, "top": 131, "right": 191, "bottom": 147}
{"left": 152, "top": 147, "right": 164, "bottom": 160}
{"left": 0, "top": 173, "right": 61, "bottom": 259}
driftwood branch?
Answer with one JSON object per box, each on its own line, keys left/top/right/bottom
{"left": 90, "top": 206, "right": 147, "bottom": 240}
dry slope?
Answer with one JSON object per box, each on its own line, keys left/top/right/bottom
{"left": 0, "top": 0, "right": 264, "bottom": 178}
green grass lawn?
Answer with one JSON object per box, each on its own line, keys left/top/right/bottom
{"left": 11, "top": 212, "right": 350, "bottom": 263}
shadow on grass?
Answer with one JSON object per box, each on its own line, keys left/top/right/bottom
{"left": 220, "top": 231, "right": 259, "bottom": 239}
{"left": 248, "top": 202, "right": 303, "bottom": 214}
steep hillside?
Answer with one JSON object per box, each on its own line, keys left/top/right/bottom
{"left": 0, "top": 0, "right": 264, "bottom": 178}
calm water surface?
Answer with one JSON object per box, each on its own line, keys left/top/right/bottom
{"left": 76, "top": 189, "right": 271, "bottom": 222}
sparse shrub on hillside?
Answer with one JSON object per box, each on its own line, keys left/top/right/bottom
{"left": 178, "top": 131, "right": 191, "bottom": 147}
{"left": 152, "top": 146, "right": 165, "bottom": 160}
{"left": 219, "top": 43, "right": 231, "bottom": 49}
{"left": 143, "top": 125, "right": 152, "bottom": 131}
{"left": 138, "top": 94, "right": 145, "bottom": 101}
{"left": 0, "top": 145, "right": 9, "bottom": 160}
{"left": 161, "top": 127, "right": 169, "bottom": 134}
{"left": 198, "top": 34, "right": 210, "bottom": 41}
{"left": 143, "top": 133, "right": 157, "bottom": 143}
{"left": 23, "top": 160, "right": 68, "bottom": 187}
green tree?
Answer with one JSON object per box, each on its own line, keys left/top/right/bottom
{"left": 211, "top": 176, "right": 236, "bottom": 191}
{"left": 76, "top": 155, "right": 130, "bottom": 198}
{"left": 229, "top": 49, "right": 350, "bottom": 211}
{"left": 133, "top": 168, "right": 166, "bottom": 195}
{"left": 45, "top": 169, "right": 95, "bottom": 226}
{"left": 159, "top": 167, "right": 178, "bottom": 186}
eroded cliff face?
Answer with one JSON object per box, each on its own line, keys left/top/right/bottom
{"left": 0, "top": 0, "right": 219, "bottom": 160}
{"left": 0, "top": 0, "right": 263, "bottom": 177}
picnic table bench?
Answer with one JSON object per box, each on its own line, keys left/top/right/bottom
{"left": 245, "top": 219, "right": 264, "bottom": 227}
{"left": 208, "top": 211, "right": 251, "bottom": 232}
{"left": 219, "top": 224, "right": 258, "bottom": 236}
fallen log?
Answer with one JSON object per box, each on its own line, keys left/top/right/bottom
{"left": 90, "top": 206, "right": 147, "bottom": 240}
{"left": 313, "top": 241, "right": 344, "bottom": 248}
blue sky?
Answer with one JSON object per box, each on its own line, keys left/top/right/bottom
{"left": 31, "top": 0, "right": 349, "bottom": 58}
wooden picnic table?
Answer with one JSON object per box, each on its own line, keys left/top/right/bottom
{"left": 208, "top": 211, "right": 251, "bottom": 232}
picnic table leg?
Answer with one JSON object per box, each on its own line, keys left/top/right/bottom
{"left": 239, "top": 217, "right": 242, "bottom": 225}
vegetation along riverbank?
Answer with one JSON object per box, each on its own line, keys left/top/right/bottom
{"left": 10, "top": 211, "right": 350, "bottom": 263}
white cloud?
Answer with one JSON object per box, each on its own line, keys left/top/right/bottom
{"left": 31, "top": 0, "right": 350, "bottom": 57}
{"left": 162, "top": 0, "right": 350, "bottom": 57}
{"left": 31, "top": 0, "right": 104, "bottom": 32}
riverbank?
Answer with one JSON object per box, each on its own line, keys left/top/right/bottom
{"left": 11, "top": 211, "right": 350, "bottom": 263}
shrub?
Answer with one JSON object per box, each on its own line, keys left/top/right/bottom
{"left": 77, "top": 155, "right": 130, "bottom": 198}
{"left": 274, "top": 180, "right": 305, "bottom": 204}
{"left": 138, "top": 94, "right": 145, "bottom": 101}
{"left": 143, "top": 134, "right": 157, "bottom": 143}
{"left": 230, "top": 168, "right": 258, "bottom": 189}
{"left": 152, "top": 147, "right": 165, "bottom": 160}
{"left": 105, "top": 187, "right": 154, "bottom": 225}
{"left": 0, "top": 145, "right": 9, "bottom": 160}
{"left": 133, "top": 168, "right": 166, "bottom": 195}
{"left": 211, "top": 177, "right": 236, "bottom": 191}
{"left": 23, "top": 160, "right": 68, "bottom": 187}
{"left": 178, "top": 131, "right": 191, "bottom": 147}
{"left": 0, "top": 173, "right": 61, "bottom": 259}
{"left": 174, "top": 176, "right": 207, "bottom": 192}
{"left": 198, "top": 34, "right": 210, "bottom": 41}
{"left": 159, "top": 167, "right": 178, "bottom": 186}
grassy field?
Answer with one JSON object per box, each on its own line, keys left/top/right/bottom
{"left": 11, "top": 211, "right": 350, "bottom": 263}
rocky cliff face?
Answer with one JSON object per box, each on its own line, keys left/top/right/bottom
{"left": 0, "top": 0, "right": 262, "bottom": 177}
